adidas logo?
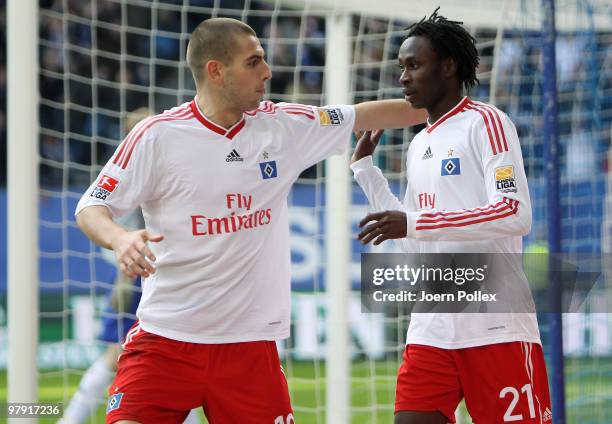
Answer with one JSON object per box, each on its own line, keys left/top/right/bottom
{"left": 226, "top": 149, "right": 244, "bottom": 162}
{"left": 422, "top": 146, "right": 433, "bottom": 160}
{"left": 543, "top": 407, "right": 552, "bottom": 422}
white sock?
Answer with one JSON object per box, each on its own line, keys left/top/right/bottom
{"left": 60, "top": 357, "right": 115, "bottom": 423}
{"left": 183, "top": 408, "right": 202, "bottom": 424}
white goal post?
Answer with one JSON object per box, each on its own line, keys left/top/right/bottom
{"left": 7, "top": 0, "right": 39, "bottom": 421}
{"left": 324, "top": 12, "right": 352, "bottom": 424}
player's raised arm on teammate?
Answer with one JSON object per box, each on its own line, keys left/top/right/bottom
{"left": 76, "top": 205, "right": 163, "bottom": 279}
{"left": 353, "top": 99, "right": 428, "bottom": 131}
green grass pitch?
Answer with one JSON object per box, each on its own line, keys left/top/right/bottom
{"left": 0, "top": 358, "right": 610, "bottom": 423}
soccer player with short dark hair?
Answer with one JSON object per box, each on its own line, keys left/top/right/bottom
{"left": 352, "top": 9, "right": 553, "bottom": 424}
{"left": 75, "top": 17, "right": 426, "bottom": 424}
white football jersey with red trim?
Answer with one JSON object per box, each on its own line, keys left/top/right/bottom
{"left": 352, "top": 97, "right": 541, "bottom": 349}
{"left": 76, "top": 98, "right": 355, "bottom": 343}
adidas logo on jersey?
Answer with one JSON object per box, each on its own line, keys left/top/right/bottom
{"left": 543, "top": 407, "right": 552, "bottom": 422}
{"left": 422, "top": 146, "right": 433, "bottom": 160}
{"left": 226, "top": 149, "right": 244, "bottom": 162}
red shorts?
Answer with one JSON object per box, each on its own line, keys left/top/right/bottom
{"left": 106, "top": 323, "right": 293, "bottom": 424}
{"left": 395, "top": 342, "right": 552, "bottom": 423}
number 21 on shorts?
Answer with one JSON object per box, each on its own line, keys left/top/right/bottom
{"left": 499, "top": 383, "right": 536, "bottom": 422}
{"left": 274, "top": 413, "right": 295, "bottom": 424}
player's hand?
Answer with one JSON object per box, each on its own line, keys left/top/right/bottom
{"left": 358, "top": 210, "right": 407, "bottom": 245}
{"left": 110, "top": 230, "right": 164, "bottom": 279}
{"left": 351, "top": 129, "right": 384, "bottom": 164}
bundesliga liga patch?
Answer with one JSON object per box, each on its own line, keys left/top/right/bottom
{"left": 495, "top": 165, "right": 517, "bottom": 193}
{"left": 317, "top": 108, "right": 344, "bottom": 126}
{"left": 90, "top": 174, "right": 120, "bottom": 201}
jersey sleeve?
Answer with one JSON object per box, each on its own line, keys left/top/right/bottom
{"left": 406, "top": 111, "right": 532, "bottom": 241}
{"left": 75, "top": 120, "right": 159, "bottom": 219}
{"left": 351, "top": 156, "right": 404, "bottom": 211}
{"left": 277, "top": 103, "right": 355, "bottom": 171}
{"left": 351, "top": 156, "right": 418, "bottom": 252}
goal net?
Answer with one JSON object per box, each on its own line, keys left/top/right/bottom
{"left": 6, "top": 0, "right": 608, "bottom": 422}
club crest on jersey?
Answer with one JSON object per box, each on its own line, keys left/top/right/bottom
{"left": 317, "top": 108, "right": 344, "bottom": 126}
{"left": 259, "top": 160, "right": 278, "bottom": 179}
{"left": 90, "top": 174, "right": 119, "bottom": 201}
{"left": 106, "top": 393, "right": 123, "bottom": 413}
{"left": 495, "top": 165, "right": 517, "bottom": 193}
{"left": 441, "top": 158, "right": 460, "bottom": 176}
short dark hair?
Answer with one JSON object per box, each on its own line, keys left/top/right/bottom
{"left": 406, "top": 8, "right": 480, "bottom": 90}
{"left": 187, "top": 18, "right": 257, "bottom": 84}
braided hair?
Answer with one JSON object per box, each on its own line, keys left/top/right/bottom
{"left": 406, "top": 8, "right": 480, "bottom": 90}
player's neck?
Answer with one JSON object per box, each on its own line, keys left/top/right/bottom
{"left": 195, "top": 94, "right": 243, "bottom": 129}
{"left": 427, "top": 93, "right": 465, "bottom": 124}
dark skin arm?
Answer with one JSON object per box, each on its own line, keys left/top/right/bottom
{"left": 351, "top": 129, "right": 383, "bottom": 164}
{"left": 352, "top": 130, "right": 409, "bottom": 245}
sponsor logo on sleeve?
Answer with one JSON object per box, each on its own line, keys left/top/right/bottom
{"left": 106, "top": 393, "right": 123, "bottom": 413}
{"left": 90, "top": 174, "right": 119, "bottom": 201}
{"left": 494, "top": 165, "right": 517, "bottom": 193}
{"left": 259, "top": 160, "right": 278, "bottom": 180}
{"left": 441, "top": 158, "right": 461, "bottom": 176}
{"left": 317, "top": 108, "right": 344, "bottom": 126}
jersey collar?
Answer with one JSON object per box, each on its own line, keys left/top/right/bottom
{"left": 190, "top": 98, "right": 246, "bottom": 140}
{"left": 426, "top": 96, "right": 470, "bottom": 133}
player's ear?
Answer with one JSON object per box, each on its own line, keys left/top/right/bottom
{"left": 206, "top": 60, "right": 224, "bottom": 84}
{"left": 442, "top": 57, "right": 458, "bottom": 79}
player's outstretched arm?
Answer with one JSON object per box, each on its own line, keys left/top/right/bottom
{"left": 353, "top": 99, "right": 427, "bottom": 131}
{"left": 76, "top": 205, "right": 163, "bottom": 278}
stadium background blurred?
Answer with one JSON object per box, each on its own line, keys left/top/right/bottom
{"left": 0, "top": 0, "right": 610, "bottom": 422}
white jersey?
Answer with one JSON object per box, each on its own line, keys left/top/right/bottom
{"left": 76, "top": 99, "right": 355, "bottom": 343}
{"left": 351, "top": 97, "right": 541, "bottom": 349}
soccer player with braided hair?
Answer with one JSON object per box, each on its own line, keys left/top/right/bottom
{"left": 352, "top": 9, "right": 553, "bottom": 423}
